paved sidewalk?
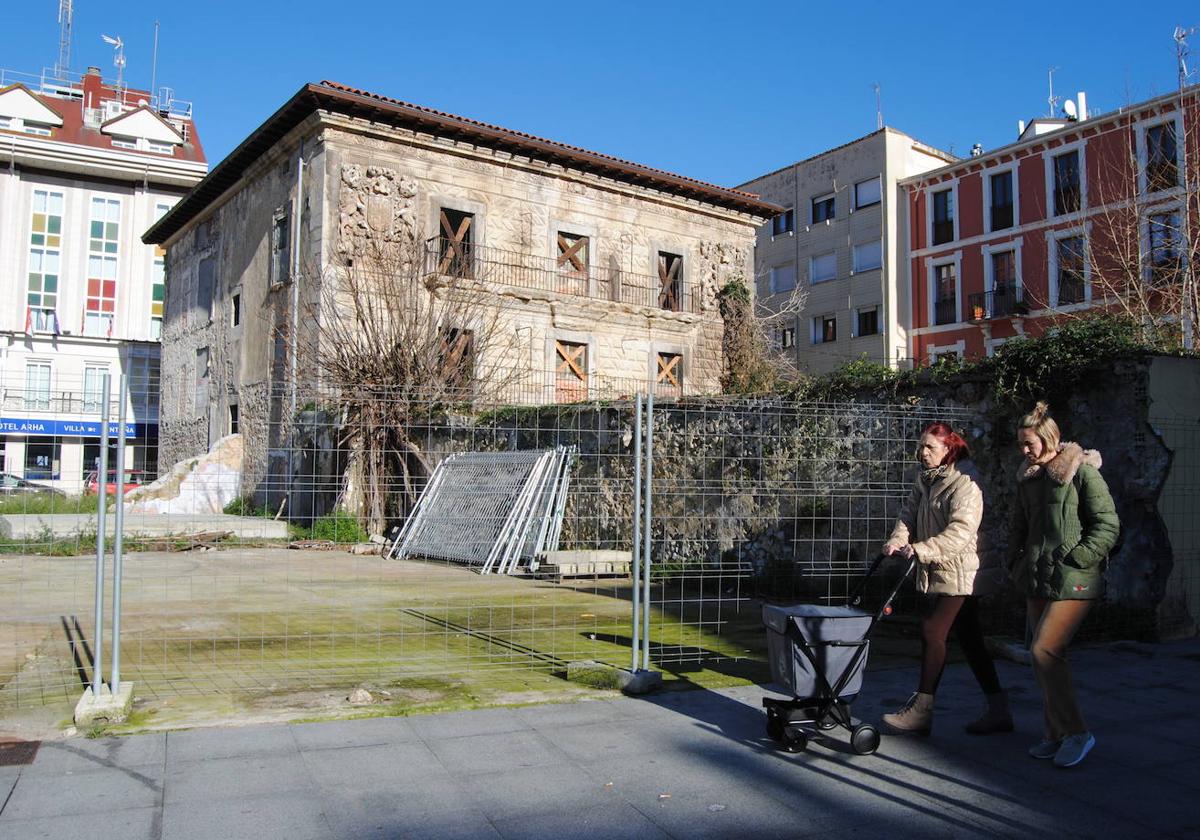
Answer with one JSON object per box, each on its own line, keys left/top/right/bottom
{"left": 1, "top": 639, "right": 1197, "bottom": 839}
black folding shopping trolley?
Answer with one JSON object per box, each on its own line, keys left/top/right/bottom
{"left": 762, "top": 554, "right": 917, "bottom": 755}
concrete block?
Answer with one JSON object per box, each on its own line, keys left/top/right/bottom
{"left": 73, "top": 681, "right": 133, "bottom": 726}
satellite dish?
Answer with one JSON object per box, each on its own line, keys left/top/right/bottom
{"left": 1063, "top": 99, "right": 1078, "bottom": 119}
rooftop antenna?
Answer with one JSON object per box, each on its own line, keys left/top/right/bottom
{"left": 1047, "top": 66, "right": 1062, "bottom": 117}
{"left": 54, "top": 1, "right": 74, "bottom": 81}
{"left": 873, "top": 83, "right": 883, "bottom": 130}
{"left": 1176, "top": 26, "right": 1197, "bottom": 90}
{"left": 150, "top": 20, "right": 160, "bottom": 110}
{"left": 101, "top": 33, "right": 126, "bottom": 92}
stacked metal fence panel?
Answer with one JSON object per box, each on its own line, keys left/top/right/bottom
{"left": 392, "top": 447, "right": 574, "bottom": 574}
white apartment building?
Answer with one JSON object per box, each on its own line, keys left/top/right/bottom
{"left": 739, "top": 128, "right": 955, "bottom": 373}
{"left": 0, "top": 67, "right": 206, "bottom": 491}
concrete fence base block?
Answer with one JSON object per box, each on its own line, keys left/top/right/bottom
{"left": 616, "top": 668, "right": 663, "bottom": 695}
{"left": 74, "top": 681, "right": 134, "bottom": 727}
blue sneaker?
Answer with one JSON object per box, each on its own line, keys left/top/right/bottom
{"left": 1028, "top": 738, "right": 1060, "bottom": 759}
{"left": 1053, "top": 732, "right": 1096, "bottom": 768}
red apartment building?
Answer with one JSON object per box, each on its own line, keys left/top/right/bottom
{"left": 901, "top": 85, "right": 1199, "bottom": 363}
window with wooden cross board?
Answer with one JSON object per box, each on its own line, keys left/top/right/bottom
{"left": 439, "top": 327, "right": 475, "bottom": 391}
{"left": 555, "top": 339, "right": 588, "bottom": 402}
{"left": 557, "top": 231, "right": 589, "bottom": 294}
{"left": 437, "top": 208, "right": 474, "bottom": 277}
{"left": 657, "top": 251, "right": 682, "bottom": 311}
{"left": 656, "top": 352, "right": 682, "bottom": 392}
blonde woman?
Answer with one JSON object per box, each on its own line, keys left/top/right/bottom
{"left": 1010, "top": 402, "right": 1119, "bottom": 768}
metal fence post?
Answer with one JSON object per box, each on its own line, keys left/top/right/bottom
{"left": 641, "top": 391, "right": 654, "bottom": 671}
{"left": 110, "top": 374, "right": 128, "bottom": 689}
{"left": 91, "top": 376, "right": 110, "bottom": 696}
{"left": 631, "top": 393, "right": 642, "bottom": 671}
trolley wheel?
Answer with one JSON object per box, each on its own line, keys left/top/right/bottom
{"left": 781, "top": 726, "right": 808, "bottom": 753}
{"left": 766, "top": 714, "right": 785, "bottom": 742}
{"left": 851, "top": 724, "right": 881, "bottom": 755}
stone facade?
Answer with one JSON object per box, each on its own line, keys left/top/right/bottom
{"left": 149, "top": 84, "right": 773, "bottom": 503}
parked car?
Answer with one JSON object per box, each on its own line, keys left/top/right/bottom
{"left": 84, "top": 469, "right": 149, "bottom": 495}
{"left": 0, "top": 474, "right": 66, "bottom": 496}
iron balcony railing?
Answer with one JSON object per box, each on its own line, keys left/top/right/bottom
{"left": 423, "top": 237, "right": 699, "bottom": 314}
{"left": 933, "top": 297, "right": 958, "bottom": 326}
{"left": 1, "top": 389, "right": 159, "bottom": 418}
{"left": 1057, "top": 275, "right": 1086, "bottom": 306}
{"left": 967, "top": 286, "right": 1027, "bottom": 321}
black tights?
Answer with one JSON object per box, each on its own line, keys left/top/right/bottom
{"left": 918, "top": 595, "right": 1003, "bottom": 695}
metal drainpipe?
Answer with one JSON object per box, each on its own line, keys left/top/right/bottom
{"left": 110, "top": 374, "right": 128, "bottom": 688}
{"left": 288, "top": 140, "right": 305, "bottom": 510}
{"left": 641, "top": 391, "right": 654, "bottom": 671}
{"left": 91, "top": 377, "right": 111, "bottom": 696}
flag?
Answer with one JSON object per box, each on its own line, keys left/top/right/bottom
{"left": 24, "top": 307, "right": 32, "bottom": 335}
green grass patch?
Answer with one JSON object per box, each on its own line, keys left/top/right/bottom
{"left": 0, "top": 493, "right": 96, "bottom": 515}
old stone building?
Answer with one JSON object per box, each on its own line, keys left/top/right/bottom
{"left": 144, "top": 80, "right": 778, "bottom": 501}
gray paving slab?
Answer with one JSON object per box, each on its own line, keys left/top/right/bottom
{"left": 167, "top": 722, "right": 298, "bottom": 762}
{"left": 428, "top": 728, "right": 566, "bottom": 776}
{"left": 407, "top": 705, "right": 528, "bottom": 741}
{"left": 164, "top": 752, "right": 314, "bottom": 804}
{"left": 161, "top": 792, "right": 334, "bottom": 840}
{"left": 19, "top": 732, "right": 165, "bottom": 776}
{"left": 291, "top": 714, "right": 420, "bottom": 751}
{"left": 319, "top": 783, "right": 502, "bottom": 840}
{"left": 0, "top": 805, "right": 160, "bottom": 840}
{"left": 0, "top": 762, "right": 162, "bottom": 820}
{"left": 300, "top": 740, "right": 453, "bottom": 793}
{"left": 491, "top": 800, "right": 672, "bottom": 840}
{"left": 448, "top": 761, "right": 616, "bottom": 822}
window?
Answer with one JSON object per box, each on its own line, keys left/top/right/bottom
{"left": 932, "top": 188, "right": 955, "bottom": 245}
{"left": 270, "top": 206, "right": 290, "bottom": 284}
{"left": 229, "top": 404, "right": 239, "bottom": 434}
{"left": 1052, "top": 150, "right": 1081, "bottom": 216}
{"left": 147, "top": 140, "right": 174, "bottom": 155}
{"left": 25, "top": 361, "right": 51, "bottom": 411}
{"left": 111, "top": 135, "right": 138, "bottom": 150}
{"left": 1148, "top": 211, "right": 1181, "bottom": 283}
{"left": 82, "top": 442, "right": 119, "bottom": 481}
{"left": 1145, "top": 122, "right": 1179, "bottom": 192}
{"left": 989, "top": 249, "right": 1019, "bottom": 316}
{"left": 27, "top": 190, "right": 63, "bottom": 332}
{"left": 933, "top": 262, "right": 957, "bottom": 325}
{"left": 0, "top": 116, "right": 9, "bottom": 130}
{"left": 1055, "top": 235, "right": 1086, "bottom": 305}
{"left": 231, "top": 292, "right": 241, "bottom": 327}
{"left": 437, "top": 207, "right": 474, "bottom": 278}
{"left": 989, "top": 171, "right": 1014, "bottom": 231}
{"left": 769, "top": 264, "right": 796, "bottom": 294}
{"left": 25, "top": 438, "right": 60, "bottom": 480}
{"left": 779, "top": 325, "right": 796, "bottom": 349}
{"left": 856, "top": 307, "right": 879, "bottom": 337}
{"left": 657, "top": 251, "right": 683, "bottom": 311}
{"left": 854, "top": 177, "right": 881, "bottom": 209}
{"left": 772, "top": 208, "right": 795, "bottom": 236}
{"left": 810, "top": 251, "right": 836, "bottom": 284}
{"left": 439, "top": 327, "right": 475, "bottom": 392}
{"left": 151, "top": 245, "right": 166, "bottom": 339}
{"left": 556, "top": 231, "right": 589, "bottom": 294}
{"left": 83, "top": 365, "right": 110, "bottom": 414}
{"left": 655, "top": 352, "right": 682, "bottom": 395}
{"left": 811, "top": 193, "right": 835, "bottom": 223}
{"left": 812, "top": 314, "right": 837, "bottom": 344}
{"left": 852, "top": 239, "right": 882, "bottom": 273}
{"left": 128, "top": 349, "right": 160, "bottom": 417}
{"left": 23, "top": 122, "right": 53, "bottom": 137}
{"left": 554, "top": 339, "right": 588, "bottom": 402}
{"left": 85, "top": 197, "right": 120, "bottom": 337}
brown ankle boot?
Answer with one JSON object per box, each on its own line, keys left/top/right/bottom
{"left": 882, "top": 692, "right": 934, "bottom": 735}
{"left": 965, "top": 691, "right": 1014, "bottom": 735}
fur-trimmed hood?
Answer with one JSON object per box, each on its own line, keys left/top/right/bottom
{"left": 1017, "top": 441, "right": 1103, "bottom": 485}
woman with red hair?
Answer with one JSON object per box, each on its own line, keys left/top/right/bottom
{"left": 880, "top": 422, "right": 1010, "bottom": 736}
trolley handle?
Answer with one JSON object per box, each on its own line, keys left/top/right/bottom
{"left": 848, "top": 554, "right": 919, "bottom": 624}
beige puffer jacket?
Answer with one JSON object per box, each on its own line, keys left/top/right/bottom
{"left": 884, "top": 459, "right": 995, "bottom": 596}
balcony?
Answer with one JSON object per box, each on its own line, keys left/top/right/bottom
{"left": 967, "top": 287, "right": 1027, "bottom": 321}
{"left": 933, "top": 297, "right": 958, "bottom": 326}
{"left": 423, "top": 238, "right": 699, "bottom": 314}
{"left": 1, "top": 389, "right": 158, "bottom": 419}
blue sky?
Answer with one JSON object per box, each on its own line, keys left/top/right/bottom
{"left": 3, "top": 1, "right": 1196, "bottom": 187}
